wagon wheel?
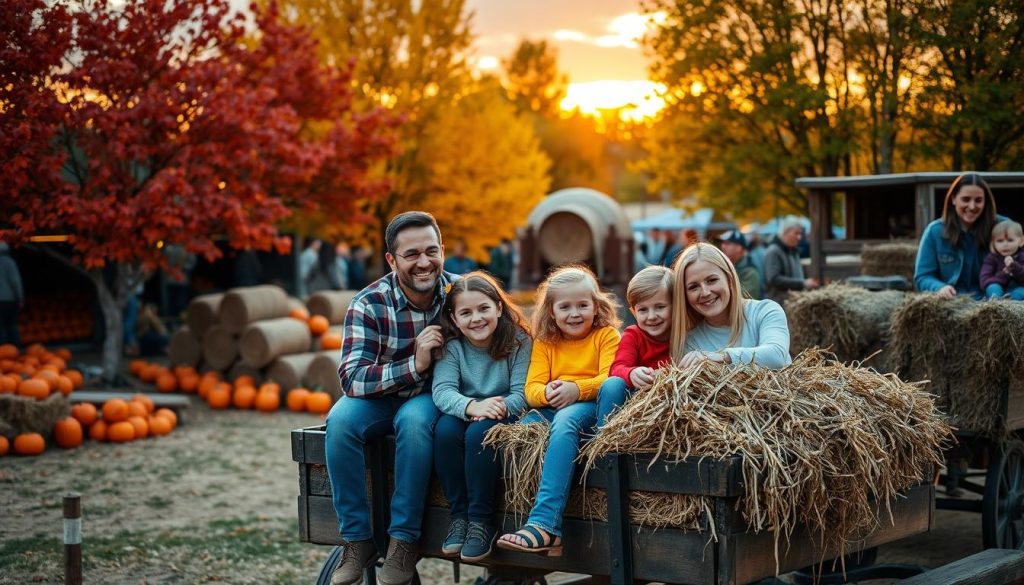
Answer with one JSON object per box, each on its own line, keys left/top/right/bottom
{"left": 983, "top": 440, "right": 1024, "bottom": 549}
{"left": 316, "top": 546, "right": 422, "bottom": 585}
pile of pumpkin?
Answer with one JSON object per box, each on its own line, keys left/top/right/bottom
{"left": 19, "top": 292, "right": 95, "bottom": 345}
{"left": 0, "top": 343, "right": 85, "bottom": 399}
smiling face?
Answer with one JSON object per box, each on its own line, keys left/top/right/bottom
{"left": 631, "top": 286, "right": 672, "bottom": 342}
{"left": 953, "top": 185, "right": 986, "bottom": 228}
{"left": 550, "top": 282, "right": 597, "bottom": 340}
{"left": 683, "top": 259, "right": 732, "bottom": 327}
{"left": 451, "top": 290, "right": 500, "bottom": 348}
{"left": 386, "top": 226, "right": 444, "bottom": 304}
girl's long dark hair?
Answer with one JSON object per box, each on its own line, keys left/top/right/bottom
{"left": 941, "top": 172, "right": 998, "bottom": 249}
{"left": 440, "top": 271, "right": 531, "bottom": 360}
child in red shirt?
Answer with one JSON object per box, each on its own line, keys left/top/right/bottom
{"left": 596, "top": 265, "right": 673, "bottom": 427}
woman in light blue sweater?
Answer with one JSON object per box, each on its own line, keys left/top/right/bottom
{"left": 432, "top": 272, "right": 532, "bottom": 562}
{"left": 670, "top": 243, "right": 791, "bottom": 369}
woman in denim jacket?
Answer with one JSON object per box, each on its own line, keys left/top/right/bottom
{"left": 915, "top": 173, "right": 1001, "bottom": 298}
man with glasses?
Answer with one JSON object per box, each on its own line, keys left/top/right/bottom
{"left": 325, "top": 211, "right": 457, "bottom": 585}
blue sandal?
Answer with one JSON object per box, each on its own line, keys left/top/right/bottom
{"left": 496, "top": 524, "right": 563, "bottom": 557}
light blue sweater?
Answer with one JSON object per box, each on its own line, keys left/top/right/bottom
{"left": 431, "top": 332, "right": 532, "bottom": 420}
{"left": 684, "top": 299, "right": 791, "bottom": 369}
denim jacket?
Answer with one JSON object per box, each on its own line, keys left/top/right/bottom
{"left": 915, "top": 217, "right": 1005, "bottom": 294}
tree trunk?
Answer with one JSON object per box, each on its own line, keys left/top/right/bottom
{"left": 91, "top": 270, "right": 125, "bottom": 384}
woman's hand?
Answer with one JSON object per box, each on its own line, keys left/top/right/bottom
{"left": 547, "top": 381, "right": 580, "bottom": 409}
{"left": 629, "top": 367, "right": 656, "bottom": 390}
{"left": 936, "top": 285, "right": 956, "bottom": 299}
{"left": 679, "top": 351, "right": 730, "bottom": 369}
{"left": 465, "top": 396, "right": 507, "bottom": 420}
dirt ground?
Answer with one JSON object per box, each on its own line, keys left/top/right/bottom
{"left": 0, "top": 391, "right": 987, "bottom": 585}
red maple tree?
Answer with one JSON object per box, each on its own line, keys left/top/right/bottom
{"left": 0, "top": 0, "right": 398, "bottom": 379}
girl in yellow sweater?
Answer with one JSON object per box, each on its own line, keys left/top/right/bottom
{"left": 496, "top": 265, "right": 620, "bottom": 556}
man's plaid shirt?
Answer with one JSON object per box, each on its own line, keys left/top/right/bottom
{"left": 337, "top": 270, "right": 458, "bottom": 398}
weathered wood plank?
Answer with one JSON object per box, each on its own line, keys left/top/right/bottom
{"left": 899, "top": 549, "right": 1024, "bottom": 585}
{"left": 70, "top": 391, "right": 189, "bottom": 409}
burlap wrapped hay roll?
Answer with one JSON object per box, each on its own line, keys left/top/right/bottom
{"left": 307, "top": 291, "right": 358, "bottom": 324}
{"left": 0, "top": 393, "right": 70, "bottom": 437}
{"left": 305, "top": 351, "right": 344, "bottom": 401}
{"left": 227, "top": 361, "right": 263, "bottom": 385}
{"left": 238, "top": 318, "right": 312, "bottom": 368}
{"left": 202, "top": 325, "right": 238, "bottom": 371}
{"left": 186, "top": 293, "right": 223, "bottom": 339}
{"left": 219, "top": 285, "right": 290, "bottom": 334}
{"left": 168, "top": 326, "right": 201, "bottom": 367}
{"left": 860, "top": 242, "right": 918, "bottom": 282}
{"left": 785, "top": 283, "right": 904, "bottom": 366}
{"left": 265, "top": 352, "right": 320, "bottom": 391}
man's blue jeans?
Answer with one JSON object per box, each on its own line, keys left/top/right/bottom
{"left": 521, "top": 401, "right": 597, "bottom": 537}
{"left": 985, "top": 283, "right": 1024, "bottom": 300}
{"left": 434, "top": 414, "right": 509, "bottom": 523}
{"left": 596, "top": 377, "right": 633, "bottom": 429}
{"left": 324, "top": 393, "right": 439, "bottom": 543}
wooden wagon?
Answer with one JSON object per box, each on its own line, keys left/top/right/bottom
{"left": 292, "top": 425, "right": 933, "bottom": 585}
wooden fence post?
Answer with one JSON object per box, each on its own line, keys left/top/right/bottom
{"left": 64, "top": 492, "right": 82, "bottom": 585}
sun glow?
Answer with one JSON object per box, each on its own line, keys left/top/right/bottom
{"left": 560, "top": 80, "right": 665, "bottom": 122}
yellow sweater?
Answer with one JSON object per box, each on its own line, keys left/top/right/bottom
{"left": 524, "top": 326, "right": 621, "bottom": 407}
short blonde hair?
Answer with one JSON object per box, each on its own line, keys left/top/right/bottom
{"left": 532, "top": 264, "right": 621, "bottom": 343}
{"left": 992, "top": 220, "right": 1024, "bottom": 241}
{"left": 669, "top": 243, "right": 746, "bottom": 361}
{"left": 626, "top": 265, "right": 673, "bottom": 308}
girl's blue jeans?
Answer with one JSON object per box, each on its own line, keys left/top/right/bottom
{"left": 596, "top": 377, "right": 633, "bottom": 429}
{"left": 521, "top": 401, "right": 597, "bottom": 537}
{"left": 434, "top": 414, "right": 509, "bottom": 524}
{"left": 985, "top": 283, "right": 1024, "bottom": 300}
{"left": 324, "top": 392, "right": 439, "bottom": 543}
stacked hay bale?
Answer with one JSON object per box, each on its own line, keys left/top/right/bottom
{"left": 860, "top": 241, "right": 918, "bottom": 282}
{"left": 785, "top": 283, "right": 905, "bottom": 367}
{"left": 485, "top": 351, "right": 951, "bottom": 560}
{"left": 889, "top": 295, "right": 1024, "bottom": 435}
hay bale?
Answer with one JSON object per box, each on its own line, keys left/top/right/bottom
{"left": 238, "top": 318, "right": 312, "bottom": 368}
{"left": 307, "top": 291, "right": 358, "bottom": 324}
{"left": 202, "top": 325, "right": 238, "bottom": 371}
{"left": 785, "top": 283, "right": 904, "bottom": 365}
{"left": 186, "top": 293, "right": 223, "bottom": 339}
{"left": 219, "top": 285, "right": 290, "bottom": 334}
{"left": 227, "top": 361, "right": 263, "bottom": 385}
{"left": 0, "top": 393, "right": 71, "bottom": 437}
{"left": 860, "top": 242, "right": 918, "bottom": 282}
{"left": 265, "top": 352, "right": 319, "bottom": 391}
{"left": 305, "top": 351, "right": 344, "bottom": 401}
{"left": 890, "top": 295, "right": 1024, "bottom": 434}
{"left": 168, "top": 326, "right": 201, "bottom": 367}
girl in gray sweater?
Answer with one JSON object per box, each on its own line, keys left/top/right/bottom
{"left": 432, "top": 272, "right": 532, "bottom": 562}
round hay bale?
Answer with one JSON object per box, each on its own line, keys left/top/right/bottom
{"left": 227, "top": 361, "right": 263, "bottom": 385}
{"left": 238, "top": 318, "right": 312, "bottom": 368}
{"left": 307, "top": 291, "right": 358, "bottom": 324}
{"left": 538, "top": 211, "right": 593, "bottom": 265}
{"left": 0, "top": 393, "right": 70, "bottom": 437}
{"left": 202, "top": 325, "right": 238, "bottom": 371}
{"left": 860, "top": 242, "right": 918, "bottom": 282}
{"left": 219, "top": 285, "right": 290, "bottom": 334}
{"left": 265, "top": 352, "right": 320, "bottom": 391}
{"left": 168, "top": 326, "right": 201, "bottom": 367}
{"left": 186, "top": 293, "right": 223, "bottom": 339}
{"left": 785, "top": 283, "right": 904, "bottom": 366}
{"left": 305, "top": 351, "right": 343, "bottom": 401}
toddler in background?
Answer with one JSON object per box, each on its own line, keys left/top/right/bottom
{"left": 981, "top": 219, "right": 1024, "bottom": 300}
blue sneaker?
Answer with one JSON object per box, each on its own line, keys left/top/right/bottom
{"left": 460, "top": 521, "right": 496, "bottom": 562}
{"left": 441, "top": 518, "right": 468, "bottom": 557}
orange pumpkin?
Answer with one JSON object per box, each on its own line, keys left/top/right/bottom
{"left": 258, "top": 382, "right": 281, "bottom": 396}
{"left": 148, "top": 415, "right": 173, "bottom": 436}
{"left": 127, "top": 416, "right": 149, "bottom": 439}
{"left": 172, "top": 365, "right": 196, "bottom": 379}
{"left": 178, "top": 373, "right": 199, "bottom": 393}
{"left": 64, "top": 369, "right": 84, "bottom": 389}
{"left": 233, "top": 375, "right": 256, "bottom": 389}
{"left": 128, "top": 359, "right": 147, "bottom": 377}
{"left": 54, "top": 417, "right": 84, "bottom": 449}
{"left": 102, "top": 398, "right": 130, "bottom": 423}
{"left": 44, "top": 356, "right": 66, "bottom": 371}
{"left": 306, "top": 392, "right": 332, "bottom": 415}
{"left": 289, "top": 306, "right": 310, "bottom": 322}
{"left": 198, "top": 374, "right": 220, "bottom": 399}
{"left": 127, "top": 400, "right": 149, "bottom": 419}
{"left": 131, "top": 393, "right": 155, "bottom": 414}
{"left": 139, "top": 363, "right": 161, "bottom": 383}
{"left": 0, "top": 343, "right": 19, "bottom": 360}
{"left": 254, "top": 389, "right": 280, "bottom": 412}
{"left": 155, "top": 371, "right": 177, "bottom": 393}
{"left": 17, "top": 378, "right": 50, "bottom": 400}
{"left": 0, "top": 435, "right": 8, "bottom": 456}
{"left": 34, "top": 369, "right": 59, "bottom": 390}
{"left": 320, "top": 332, "right": 342, "bottom": 350}
{"left": 308, "top": 315, "right": 329, "bottom": 336}
{"left": 25, "top": 343, "right": 46, "bottom": 357}
{"left": 106, "top": 421, "right": 135, "bottom": 443}
{"left": 0, "top": 375, "right": 16, "bottom": 394}
{"left": 89, "top": 419, "right": 108, "bottom": 442}
{"left": 207, "top": 386, "right": 231, "bottom": 409}
{"left": 54, "top": 348, "right": 73, "bottom": 362}
{"left": 286, "top": 388, "right": 311, "bottom": 412}
{"left": 55, "top": 375, "right": 73, "bottom": 396}
{"left": 71, "top": 403, "right": 98, "bottom": 426}
{"left": 232, "top": 385, "right": 257, "bottom": 410}
{"left": 154, "top": 408, "right": 178, "bottom": 429}
{"left": 13, "top": 432, "right": 45, "bottom": 455}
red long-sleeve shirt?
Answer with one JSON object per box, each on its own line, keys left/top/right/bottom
{"left": 608, "top": 325, "right": 671, "bottom": 384}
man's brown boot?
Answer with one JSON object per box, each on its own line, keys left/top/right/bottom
{"left": 377, "top": 538, "right": 419, "bottom": 585}
{"left": 330, "top": 539, "right": 378, "bottom": 585}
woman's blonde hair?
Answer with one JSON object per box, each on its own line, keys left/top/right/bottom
{"left": 532, "top": 264, "right": 621, "bottom": 343}
{"left": 991, "top": 220, "right": 1024, "bottom": 253}
{"left": 669, "top": 243, "right": 746, "bottom": 361}
{"left": 626, "top": 265, "right": 673, "bottom": 308}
